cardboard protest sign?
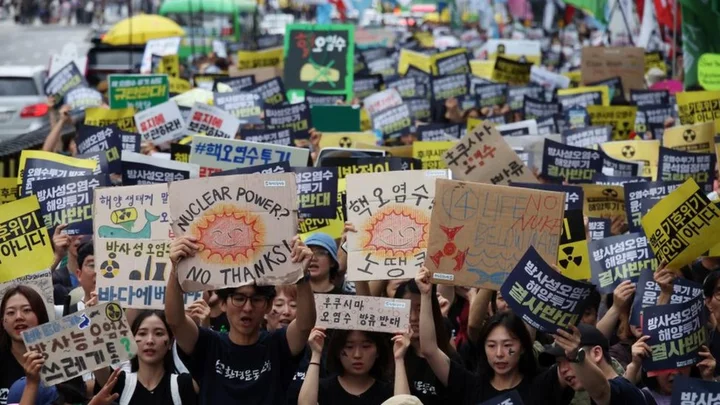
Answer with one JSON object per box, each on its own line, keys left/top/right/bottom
{"left": 212, "top": 162, "right": 290, "bottom": 177}
{"left": 242, "top": 128, "right": 292, "bottom": 146}
{"left": 237, "top": 47, "right": 284, "bottom": 70}
{"left": 22, "top": 302, "right": 136, "bottom": 385}
{"left": 214, "top": 75, "right": 256, "bottom": 92}
{"left": 76, "top": 125, "right": 123, "bottom": 174}
{"left": 0, "top": 270, "right": 54, "bottom": 320}
{"left": 44, "top": 62, "right": 87, "bottom": 106}
{"left": 93, "top": 183, "right": 172, "bottom": 240}
{"left": 642, "top": 297, "right": 706, "bottom": 372}
{"left": 425, "top": 179, "right": 565, "bottom": 288}
{"left": 318, "top": 132, "right": 377, "bottom": 149}
{"left": 624, "top": 182, "right": 682, "bottom": 232}
{"left": 168, "top": 173, "right": 303, "bottom": 291}
{"left": 32, "top": 175, "right": 104, "bottom": 236}
{"left": 314, "top": 294, "right": 410, "bottom": 333}
{"left": 213, "top": 91, "right": 264, "bottom": 125}
{"left": 557, "top": 86, "right": 608, "bottom": 109}
{"left": 642, "top": 179, "right": 720, "bottom": 268}
{"left": 134, "top": 100, "right": 185, "bottom": 144}
{"left": 189, "top": 136, "right": 309, "bottom": 175}
{"left": 658, "top": 147, "right": 716, "bottom": 194}
{"left": 581, "top": 47, "right": 645, "bottom": 98}
{"left": 417, "top": 123, "right": 461, "bottom": 142}
{"left": 589, "top": 232, "right": 657, "bottom": 294}
{"left": 629, "top": 89, "right": 669, "bottom": 106}
{"left": 283, "top": 24, "right": 355, "bottom": 101}
{"left": 431, "top": 74, "right": 469, "bottom": 101}
{"left": 121, "top": 151, "right": 199, "bottom": 186}
{"left": 85, "top": 107, "right": 137, "bottom": 133}
{"left": 479, "top": 391, "right": 524, "bottom": 405}
{"left": 542, "top": 139, "right": 603, "bottom": 183}
{"left": 602, "top": 140, "right": 659, "bottom": 179}
{"left": 581, "top": 184, "right": 625, "bottom": 219}
{"left": 676, "top": 90, "right": 720, "bottom": 125}
{"left": 186, "top": 103, "right": 241, "bottom": 140}
{"left": 18, "top": 151, "right": 97, "bottom": 197}
{"left": 108, "top": 74, "right": 169, "bottom": 111}
{"left": 294, "top": 167, "right": 338, "bottom": 219}
{"left": 140, "top": 37, "right": 180, "bottom": 73}
{"left": 492, "top": 56, "right": 532, "bottom": 85}
{"left": 95, "top": 239, "right": 202, "bottom": 308}
{"left": 443, "top": 122, "right": 537, "bottom": 185}
{"left": 588, "top": 218, "right": 611, "bottom": 241}
{"left": 0, "top": 177, "right": 17, "bottom": 204}
{"left": 663, "top": 121, "right": 715, "bottom": 154}
{"left": 671, "top": 376, "right": 720, "bottom": 404}
{"left": 413, "top": 141, "right": 455, "bottom": 169}
{"left": 0, "top": 196, "right": 54, "bottom": 282}
{"left": 631, "top": 269, "right": 703, "bottom": 325}
{"left": 562, "top": 126, "right": 612, "bottom": 148}
{"left": 346, "top": 170, "right": 448, "bottom": 281}
{"left": 500, "top": 247, "right": 592, "bottom": 332}
{"left": 264, "top": 101, "right": 313, "bottom": 141}
{"left": 371, "top": 103, "right": 413, "bottom": 140}
{"left": 587, "top": 106, "right": 637, "bottom": 141}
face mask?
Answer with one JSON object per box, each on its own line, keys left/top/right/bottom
{"left": 551, "top": 45, "right": 562, "bottom": 53}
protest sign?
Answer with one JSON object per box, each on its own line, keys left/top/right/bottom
{"left": 542, "top": 139, "right": 603, "bottom": 183}
{"left": 676, "top": 90, "right": 720, "bottom": 125}
{"left": 509, "top": 86, "right": 544, "bottom": 112}
{"left": 214, "top": 75, "right": 256, "bottom": 92}
{"left": 133, "top": 100, "right": 185, "bottom": 144}
{"left": 560, "top": 107, "right": 591, "bottom": 131}
{"left": 48, "top": 43, "right": 86, "bottom": 77}
{"left": 635, "top": 104, "right": 673, "bottom": 140}
{"left": 77, "top": 151, "right": 108, "bottom": 179}
{"left": 22, "top": 302, "right": 136, "bottom": 385}
{"left": 431, "top": 73, "right": 469, "bottom": 101}
{"left": 352, "top": 74, "right": 383, "bottom": 99}
{"left": 472, "top": 83, "right": 508, "bottom": 107}
{"left": 0, "top": 177, "right": 17, "bottom": 204}
{"left": 582, "top": 184, "right": 625, "bottom": 219}
{"left": 168, "top": 173, "right": 303, "bottom": 291}
{"left": 318, "top": 132, "right": 377, "bottom": 149}
{"left": 304, "top": 91, "right": 346, "bottom": 105}
{"left": 425, "top": 179, "right": 565, "bottom": 288}
{"left": 663, "top": 121, "right": 714, "bottom": 154}
{"left": 588, "top": 218, "right": 611, "bottom": 241}
{"left": 95, "top": 239, "right": 202, "bottom": 308}
{"left": 417, "top": 123, "right": 461, "bottom": 141}
{"left": 108, "top": 74, "right": 169, "bottom": 111}
{"left": 94, "top": 183, "right": 172, "bottom": 240}
{"left": 242, "top": 128, "right": 292, "bottom": 146}
{"left": 397, "top": 49, "right": 432, "bottom": 75}
{"left": 85, "top": 107, "right": 137, "bottom": 133}
{"left": 33, "top": 175, "right": 104, "bottom": 236}
{"left": 699, "top": 54, "right": 720, "bottom": 90}
{"left": 671, "top": 376, "right": 720, "bottom": 404}
{"left": 189, "top": 136, "right": 309, "bottom": 175}
{"left": 192, "top": 73, "right": 228, "bottom": 91}
{"left": 642, "top": 297, "right": 706, "bottom": 372}
{"left": 186, "top": 103, "right": 241, "bottom": 140}
{"left": 298, "top": 177, "right": 345, "bottom": 240}
{"left": 212, "top": 162, "right": 290, "bottom": 177}
{"left": 631, "top": 269, "right": 703, "bottom": 325}
{"left": 264, "top": 101, "right": 313, "bottom": 141}
{"left": 658, "top": 147, "right": 716, "bottom": 194}
{"left": 171, "top": 143, "right": 190, "bottom": 162}
{"left": 589, "top": 232, "right": 657, "bottom": 294}
{"left": 642, "top": 179, "right": 720, "bottom": 268}
{"left": 283, "top": 24, "right": 355, "bottom": 101}
{"left": 587, "top": 105, "right": 637, "bottom": 141}
{"left": 121, "top": 151, "right": 199, "bottom": 186}
{"left": 413, "top": 141, "right": 455, "bottom": 169}
{"left": 492, "top": 56, "right": 532, "bottom": 85}
{"left": 629, "top": 89, "right": 669, "bottom": 106}
{"left": 562, "top": 126, "right": 612, "bottom": 148}
{"left": 497, "top": 119, "right": 538, "bottom": 137}
{"left": 470, "top": 60, "right": 494, "bottom": 80}
{"left": 537, "top": 116, "right": 557, "bottom": 135}
{"left": 314, "top": 294, "right": 410, "bottom": 333}
{"left": 44, "top": 62, "right": 87, "bottom": 107}
{"left": 530, "top": 65, "right": 570, "bottom": 92}
{"left": 64, "top": 86, "right": 103, "bottom": 112}
{"left": 602, "top": 140, "right": 659, "bottom": 179}
{"left": 140, "top": 37, "right": 180, "bottom": 73}
{"left": 511, "top": 183, "right": 584, "bottom": 212}
{"left": 76, "top": 125, "right": 123, "bottom": 174}
{"left": 0, "top": 270, "right": 54, "bottom": 320}
{"left": 386, "top": 76, "right": 425, "bottom": 99}
{"left": 214, "top": 92, "right": 263, "bottom": 125}
{"left": 557, "top": 86, "right": 608, "bottom": 109}
{"left": 555, "top": 209, "right": 591, "bottom": 280}
{"left": 479, "top": 391, "right": 524, "bottom": 405}
{"left": 294, "top": 167, "right": 338, "bottom": 219}
{"left": 363, "top": 89, "right": 403, "bottom": 117}
{"left": 18, "top": 151, "right": 97, "bottom": 197}
{"left": 346, "top": 170, "right": 448, "bottom": 281}
{"left": 581, "top": 47, "right": 645, "bottom": 98}
{"left": 154, "top": 54, "right": 179, "bottom": 78}
{"left": 587, "top": 77, "right": 624, "bottom": 101}
{"left": 523, "top": 96, "right": 560, "bottom": 120}
{"left": 322, "top": 157, "right": 418, "bottom": 179}
{"left": 406, "top": 97, "right": 432, "bottom": 122}
{"left": 0, "top": 196, "right": 54, "bottom": 282}
{"left": 500, "top": 246, "right": 592, "bottom": 332}
{"left": 624, "top": 181, "right": 682, "bottom": 232}
{"left": 371, "top": 103, "right": 412, "bottom": 140}
{"left": 237, "top": 47, "right": 284, "bottom": 70}
{"left": 443, "top": 122, "right": 536, "bottom": 185}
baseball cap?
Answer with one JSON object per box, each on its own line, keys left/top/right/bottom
{"left": 304, "top": 233, "right": 339, "bottom": 266}
{"left": 538, "top": 324, "right": 609, "bottom": 367}
{"left": 7, "top": 377, "right": 58, "bottom": 405}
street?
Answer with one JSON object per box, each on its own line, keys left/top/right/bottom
{"left": 0, "top": 20, "right": 91, "bottom": 67}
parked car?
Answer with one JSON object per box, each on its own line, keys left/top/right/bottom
{"left": 0, "top": 66, "right": 51, "bottom": 141}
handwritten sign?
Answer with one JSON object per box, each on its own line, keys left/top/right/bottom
{"left": 22, "top": 302, "right": 136, "bottom": 386}
{"left": 0, "top": 196, "right": 55, "bottom": 282}
{"left": 93, "top": 183, "right": 172, "bottom": 240}
{"left": 314, "top": 294, "right": 410, "bottom": 333}
{"left": 134, "top": 100, "right": 185, "bottom": 144}
{"left": 581, "top": 47, "right": 645, "bottom": 98}
{"left": 168, "top": 173, "right": 303, "bottom": 291}
{"left": 0, "top": 270, "right": 54, "bottom": 320}
{"left": 589, "top": 232, "right": 657, "bottom": 294}
{"left": 699, "top": 53, "right": 720, "bottom": 90}
{"left": 189, "top": 136, "right": 309, "bottom": 175}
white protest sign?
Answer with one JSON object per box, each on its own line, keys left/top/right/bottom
{"left": 212, "top": 40, "right": 228, "bottom": 58}
{"left": 189, "top": 136, "right": 310, "bottom": 173}
{"left": 0, "top": 270, "right": 55, "bottom": 320}
{"left": 530, "top": 65, "right": 571, "bottom": 92}
{"left": 140, "top": 37, "right": 182, "bottom": 74}
{"left": 134, "top": 100, "right": 186, "bottom": 144}
{"left": 315, "top": 294, "right": 410, "bottom": 333}
{"left": 186, "top": 102, "right": 241, "bottom": 139}
{"left": 363, "top": 89, "right": 404, "bottom": 116}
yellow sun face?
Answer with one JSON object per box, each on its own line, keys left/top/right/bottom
{"left": 361, "top": 206, "right": 429, "bottom": 257}
{"left": 191, "top": 204, "right": 265, "bottom": 265}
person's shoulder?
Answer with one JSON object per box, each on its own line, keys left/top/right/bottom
{"left": 609, "top": 376, "right": 645, "bottom": 400}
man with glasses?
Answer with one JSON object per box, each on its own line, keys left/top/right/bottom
{"left": 165, "top": 234, "right": 316, "bottom": 405}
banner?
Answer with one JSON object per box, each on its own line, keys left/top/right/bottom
{"left": 0, "top": 270, "right": 54, "bottom": 320}
{"left": 33, "top": 175, "right": 104, "bottom": 236}
{"left": 22, "top": 302, "right": 137, "bottom": 386}
{"left": 18, "top": 151, "right": 97, "bottom": 197}
{"left": 0, "top": 196, "right": 53, "bottom": 282}
{"left": 294, "top": 167, "right": 338, "bottom": 219}
{"left": 264, "top": 101, "right": 313, "bottom": 141}
{"left": 588, "top": 218, "right": 612, "bottom": 240}
{"left": 314, "top": 294, "right": 410, "bottom": 333}
{"left": 500, "top": 246, "right": 592, "bottom": 333}
{"left": 76, "top": 125, "right": 123, "bottom": 174}
{"left": 242, "top": 128, "right": 292, "bottom": 146}
{"left": 93, "top": 183, "right": 172, "bottom": 239}
{"left": 108, "top": 74, "right": 169, "bottom": 111}
{"left": 562, "top": 126, "right": 612, "bottom": 148}
{"left": 589, "top": 232, "right": 657, "bottom": 294}
{"left": 187, "top": 102, "right": 241, "bottom": 140}
{"left": 85, "top": 107, "right": 137, "bottom": 133}
{"left": 631, "top": 268, "right": 704, "bottom": 325}
{"left": 169, "top": 173, "right": 303, "bottom": 291}
{"left": 663, "top": 121, "right": 715, "bottom": 153}
{"left": 542, "top": 139, "right": 603, "bottom": 183}
{"left": 189, "top": 136, "right": 309, "bottom": 175}
{"left": 346, "top": 170, "right": 448, "bottom": 281}
{"left": 426, "top": 179, "right": 565, "bottom": 288}
{"left": 658, "top": 147, "right": 716, "bottom": 193}
{"left": 134, "top": 100, "right": 185, "bottom": 144}
{"left": 121, "top": 151, "right": 199, "bottom": 185}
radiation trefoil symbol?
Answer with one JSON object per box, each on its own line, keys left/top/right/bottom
{"left": 100, "top": 259, "right": 120, "bottom": 279}
{"left": 683, "top": 129, "right": 696, "bottom": 143}
{"left": 429, "top": 225, "right": 468, "bottom": 272}
{"left": 621, "top": 145, "right": 635, "bottom": 158}
{"left": 559, "top": 246, "right": 582, "bottom": 269}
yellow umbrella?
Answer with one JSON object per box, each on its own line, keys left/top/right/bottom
{"left": 102, "top": 14, "right": 185, "bottom": 46}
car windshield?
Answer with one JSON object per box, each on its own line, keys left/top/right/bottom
{"left": 0, "top": 77, "right": 38, "bottom": 96}
{"left": 89, "top": 50, "right": 144, "bottom": 66}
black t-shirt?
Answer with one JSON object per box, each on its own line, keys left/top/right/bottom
{"left": 178, "top": 327, "right": 301, "bottom": 405}
{"left": 318, "top": 376, "right": 392, "bottom": 405}
{"left": 210, "top": 313, "right": 229, "bottom": 333}
{"left": 405, "top": 348, "right": 456, "bottom": 405}
{"left": 104, "top": 371, "right": 196, "bottom": 405}
{"left": 594, "top": 376, "right": 648, "bottom": 405}
{"left": 0, "top": 347, "right": 24, "bottom": 405}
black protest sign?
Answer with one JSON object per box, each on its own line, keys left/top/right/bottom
{"left": 371, "top": 103, "right": 413, "bottom": 139}
{"left": 258, "top": 34, "right": 284, "bottom": 49}
{"left": 304, "top": 91, "right": 346, "bottom": 105}
{"left": 405, "top": 66, "right": 432, "bottom": 90}
{"left": 435, "top": 51, "right": 470, "bottom": 76}
{"left": 623, "top": 181, "right": 682, "bottom": 232}
{"left": 44, "top": 62, "right": 87, "bottom": 107}
{"left": 558, "top": 91, "right": 602, "bottom": 110}
{"left": 589, "top": 232, "right": 657, "bottom": 294}
{"left": 417, "top": 123, "right": 461, "bottom": 141}
{"left": 561, "top": 107, "right": 591, "bottom": 131}
{"left": 602, "top": 153, "right": 642, "bottom": 178}
{"left": 170, "top": 143, "right": 190, "bottom": 163}
{"left": 77, "top": 151, "right": 109, "bottom": 180}
{"left": 431, "top": 73, "right": 468, "bottom": 101}
{"left": 542, "top": 139, "right": 603, "bottom": 183}
{"left": 591, "top": 174, "right": 646, "bottom": 186}
{"left": 293, "top": 167, "right": 338, "bottom": 219}
{"left": 386, "top": 76, "right": 426, "bottom": 99}
{"left": 631, "top": 268, "right": 703, "bottom": 325}
{"left": 642, "top": 297, "right": 706, "bottom": 372}
{"left": 353, "top": 74, "right": 383, "bottom": 99}
{"left": 213, "top": 75, "right": 255, "bottom": 92}
{"left": 500, "top": 247, "right": 593, "bottom": 333}
{"left": 511, "top": 183, "right": 584, "bottom": 212}
{"left": 353, "top": 51, "right": 368, "bottom": 75}
{"left": 213, "top": 91, "right": 263, "bottom": 124}
{"left": 523, "top": 96, "right": 560, "bottom": 119}
{"left": 508, "top": 85, "right": 544, "bottom": 112}
{"left": 121, "top": 152, "right": 197, "bottom": 186}
{"left": 671, "top": 376, "right": 720, "bottom": 405}
{"left": 537, "top": 115, "right": 557, "bottom": 135}
{"left": 474, "top": 83, "right": 508, "bottom": 108}
{"left": 32, "top": 174, "right": 105, "bottom": 235}
{"left": 630, "top": 89, "right": 669, "bottom": 106}
{"left": 636, "top": 105, "right": 673, "bottom": 140}
{"left": 360, "top": 48, "right": 389, "bottom": 63}
{"left": 119, "top": 126, "right": 141, "bottom": 153}
{"left": 64, "top": 86, "right": 103, "bottom": 112}
{"left": 492, "top": 56, "right": 532, "bottom": 85}
{"left": 247, "top": 77, "right": 286, "bottom": 106}
{"left": 210, "top": 161, "right": 291, "bottom": 177}
{"left": 587, "top": 77, "right": 623, "bottom": 102}
{"left": 588, "top": 217, "right": 611, "bottom": 240}
{"left": 321, "top": 156, "right": 420, "bottom": 179}
{"left": 20, "top": 158, "right": 96, "bottom": 198}
{"left": 562, "top": 125, "right": 612, "bottom": 148}
{"left": 367, "top": 57, "right": 397, "bottom": 78}
{"left": 241, "top": 128, "right": 293, "bottom": 146}
{"left": 406, "top": 97, "right": 432, "bottom": 122}
{"left": 76, "top": 124, "right": 123, "bottom": 174}
{"left": 658, "top": 147, "right": 716, "bottom": 194}
{"left": 458, "top": 95, "right": 478, "bottom": 112}
{"left": 264, "top": 101, "right": 313, "bottom": 142}
{"left": 479, "top": 390, "right": 525, "bottom": 405}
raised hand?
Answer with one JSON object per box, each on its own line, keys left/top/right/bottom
{"left": 307, "top": 327, "right": 326, "bottom": 354}
{"left": 415, "top": 267, "right": 432, "bottom": 295}
{"left": 392, "top": 331, "right": 412, "bottom": 360}
{"left": 170, "top": 236, "right": 199, "bottom": 266}
{"left": 630, "top": 335, "right": 651, "bottom": 366}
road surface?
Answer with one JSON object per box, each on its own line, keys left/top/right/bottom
{"left": 0, "top": 20, "right": 92, "bottom": 67}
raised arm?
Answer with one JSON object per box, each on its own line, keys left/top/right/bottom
{"left": 654, "top": 262, "right": 676, "bottom": 306}
{"left": 392, "top": 333, "right": 412, "bottom": 396}
{"left": 19, "top": 351, "right": 44, "bottom": 405}
{"left": 555, "top": 326, "right": 611, "bottom": 405}
{"left": 468, "top": 288, "right": 492, "bottom": 343}
{"left": 416, "top": 267, "right": 450, "bottom": 387}
{"left": 624, "top": 336, "right": 650, "bottom": 384}
{"left": 42, "top": 105, "right": 71, "bottom": 152}
{"left": 286, "top": 236, "right": 317, "bottom": 356}
{"left": 166, "top": 236, "right": 200, "bottom": 355}
{"left": 298, "top": 328, "right": 326, "bottom": 405}
{"left": 596, "top": 280, "right": 634, "bottom": 339}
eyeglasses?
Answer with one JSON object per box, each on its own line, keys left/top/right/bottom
{"left": 229, "top": 294, "right": 267, "bottom": 308}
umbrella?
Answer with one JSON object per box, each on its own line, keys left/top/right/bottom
{"left": 102, "top": 14, "right": 185, "bottom": 46}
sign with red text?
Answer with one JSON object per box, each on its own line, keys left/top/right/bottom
{"left": 134, "top": 100, "right": 185, "bottom": 144}
{"left": 186, "top": 102, "right": 241, "bottom": 139}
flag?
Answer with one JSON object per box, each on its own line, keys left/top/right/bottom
{"left": 680, "top": 0, "right": 720, "bottom": 88}
{"left": 565, "top": 0, "right": 608, "bottom": 24}
{"left": 654, "top": 0, "right": 680, "bottom": 29}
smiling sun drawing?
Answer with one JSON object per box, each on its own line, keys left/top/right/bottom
{"left": 191, "top": 204, "right": 265, "bottom": 265}
{"left": 361, "top": 206, "right": 429, "bottom": 257}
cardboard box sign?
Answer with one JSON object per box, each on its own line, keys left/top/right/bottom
{"left": 314, "top": 294, "right": 410, "bottom": 333}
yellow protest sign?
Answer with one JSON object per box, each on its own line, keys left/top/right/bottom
{"left": 299, "top": 178, "right": 345, "bottom": 240}
{"left": 319, "top": 132, "right": 377, "bottom": 149}
{"left": 467, "top": 117, "right": 483, "bottom": 133}
{"left": 413, "top": 141, "right": 455, "bottom": 169}
{"left": 360, "top": 108, "right": 372, "bottom": 131}
{"left": 470, "top": 60, "right": 494, "bottom": 80}
{"left": 398, "top": 49, "right": 432, "bottom": 75}
{"left": 586, "top": 105, "right": 637, "bottom": 140}
{"left": 156, "top": 54, "right": 179, "bottom": 78}
{"left": 431, "top": 48, "right": 468, "bottom": 75}
{"left": 491, "top": 57, "right": 532, "bottom": 85}
{"left": 563, "top": 71, "right": 582, "bottom": 87}
{"left": 0, "top": 177, "right": 17, "bottom": 204}
{"left": 699, "top": 54, "right": 720, "bottom": 91}
{"left": 0, "top": 196, "right": 54, "bottom": 282}
{"left": 645, "top": 52, "right": 667, "bottom": 75}
{"left": 558, "top": 210, "right": 591, "bottom": 280}
{"left": 85, "top": 107, "right": 137, "bottom": 133}
{"left": 169, "top": 77, "right": 192, "bottom": 94}
{"left": 17, "top": 150, "right": 98, "bottom": 189}
{"left": 237, "top": 47, "right": 283, "bottom": 70}
{"left": 663, "top": 121, "right": 715, "bottom": 153}
{"left": 676, "top": 90, "right": 720, "bottom": 125}
{"left": 557, "top": 86, "right": 610, "bottom": 106}
{"left": 642, "top": 178, "right": 720, "bottom": 268}
{"left": 413, "top": 32, "right": 434, "bottom": 48}
{"left": 602, "top": 140, "right": 660, "bottom": 179}
{"left": 582, "top": 184, "right": 626, "bottom": 220}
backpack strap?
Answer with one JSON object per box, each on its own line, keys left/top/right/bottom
{"left": 120, "top": 372, "right": 137, "bottom": 405}
{"left": 170, "top": 374, "right": 182, "bottom": 405}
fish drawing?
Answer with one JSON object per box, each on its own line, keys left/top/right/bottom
{"left": 98, "top": 210, "right": 160, "bottom": 239}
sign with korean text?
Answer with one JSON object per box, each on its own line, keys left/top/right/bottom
{"left": 631, "top": 269, "right": 703, "bottom": 326}
{"left": 523, "top": 96, "right": 560, "bottom": 120}
{"left": 298, "top": 177, "right": 345, "bottom": 240}
{"left": 557, "top": 86, "right": 608, "bottom": 109}
{"left": 0, "top": 196, "right": 53, "bottom": 282}
{"left": 589, "top": 232, "right": 657, "bottom": 294}
{"left": 671, "top": 376, "right": 720, "bottom": 405}
{"left": 417, "top": 124, "right": 460, "bottom": 142}
{"left": 140, "top": 37, "right": 180, "bottom": 74}
{"left": 386, "top": 76, "right": 425, "bottom": 100}
{"left": 76, "top": 125, "right": 123, "bottom": 175}
{"left": 663, "top": 121, "right": 714, "bottom": 154}
{"left": 602, "top": 140, "right": 659, "bottom": 179}
{"left": 676, "top": 90, "right": 720, "bottom": 125}
{"left": 562, "top": 126, "right": 612, "bottom": 149}
{"left": 352, "top": 75, "right": 383, "bottom": 99}
{"left": 556, "top": 210, "right": 591, "bottom": 280}
{"left": 581, "top": 184, "right": 625, "bottom": 219}
{"left": 636, "top": 105, "right": 673, "bottom": 140}
{"left": 18, "top": 151, "right": 97, "bottom": 197}
{"left": 187, "top": 103, "right": 240, "bottom": 140}
{"left": 44, "top": 62, "right": 87, "bottom": 106}
{"left": 474, "top": 83, "right": 508, "bottom": 108}
{"left": 293, "top": 167, "right": 338, "bottom": 219}
{"left": 212, "top": 162, "right": 290, "bottom": 177}
{"left": 624, "top": 181, "right": 682, "bottom": 232}
{"left": 587, "top": 105, "right": 637, "bottom": 140}
{"left": 509, "top": 86, "right": 544, "bottom": 112}
{"left": 264, "top": 101, "right": 312, "bottom": 141}
{"left": 64, "top": 86, "right": 102, "bottom": 112}
{"left": 413, "top": 141, "right": 455, "bottom": 169}
{"left": 658, "top": 148, "right": 716, "bottom": 194}
{"left": 492, "top": 56, "right": 532, "bottom": 85}
{"left": 435, "top": 51, "right": 470, "bottom": 76}
{"left": 108, "top": 74, "right": 169, "bottom": 111}
{"left": 371, "top": 103, "right": 412, "bottom": 140}
{"left": 134, "top": 100, "right": 185, "bottom": 144}
{"left": 0, "top": 270, "right": 54, "bottom": 320}
{"left": 542, "top": 139, "right": 603, "bottom": 183}
{"left": 93, "top": 183, "right": 173, "bottom": 240}
{"left": 242, "top": 128, "right": 292, "bottom": 146}
{"left": 247, "top": 77, "right": 286, "bottom": 106}
{"left": 214, "top": 75, "right": 256, "bottom": 92}
{"left": 0, "top": 177, "right": 17, "bottom": 204}
{"left": 214, "top": 92, "right": 263, "bottom": 125}
{"left": 121, "top": 151, "right": 199, "bottom": 186}
{"left": 237, "top": 47, "right": 284, "bottom": 70}
{"left": 314, "top": 294, "right": 410, "bottom": 333}
{"left": 33, "top": 175, "right": 104, "bottom": 236}
{"left": 630, "top": 89, "right": 669, "bottom": 106}
{"left": 363, "top": 89, "right": 403, "bottom": 117}
{"left": 85, "top": 107, "right": 137, "bottom": 133}
{"left": 431, "top": 74, "right": 468, "bottom": 101}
